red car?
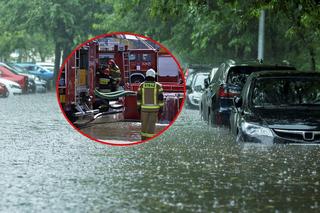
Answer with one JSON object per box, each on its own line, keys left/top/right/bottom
{"left": 0, "top": 65, "right": 28, "bottom": 93}
{"left": 0, "top": 82, "right": 9, "bottom": 97}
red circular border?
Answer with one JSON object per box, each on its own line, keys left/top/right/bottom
{"left": 56, "top": 32, "right": 186, "bottom": 146}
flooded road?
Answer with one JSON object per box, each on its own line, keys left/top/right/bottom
{"left": 1, "top": 93, "right": 320, "bottom": 212}
{"left": 79, "top": 113, "right": 167, "bottom": 143}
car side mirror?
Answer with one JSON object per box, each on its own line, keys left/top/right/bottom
{"left": 40, "top": 69, "right": 46, "bottom": 73}
{"left": 186, "top": 85, "right": 191, "bottom": 91}
{"left": 204, "top": 78, "right": 209, "bottom": 88}
{"left": 233, "top": 96, "right": 242, "bottom": 108}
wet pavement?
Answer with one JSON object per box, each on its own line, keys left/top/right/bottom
{"left": 79, "top": 113, "right": 167, "bottom": 142}
{"left": 1, "top": 93, "right": 320, "bottom": 212}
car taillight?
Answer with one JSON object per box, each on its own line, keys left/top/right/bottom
{"left": 218, "top": 85, "right": 239, "bottom": 98}
{"left": 218, "top": 86, "right": 229, "bottom": 97}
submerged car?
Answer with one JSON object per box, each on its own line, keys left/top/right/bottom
{"left": 187, "top": 72, "right": 209, "bottom": 108}
{"left": 0, "top": 64, "right": 28, "bottom": 93}
{"left": 201, "top": 60, "right": 296, "bottom": 126}
{"left": 200, "top": 67, "right": 218, "bottom": 120}
{"left": 185, "top": 64, "right": 212, "bottom": 108}
{"left": 7, "top": 63, "right": 47, "bottom": 93}
{"left": 16, "top": 63, "right": 54, "bottom": 81}
{"left": 0, "top": 77, "right": 22, "bottom": 96}
{"left": 0, "top": 82, "right": 9, "bottom": 97}
{"left": 230, "top": 71, "right": 320, "bottom": 144}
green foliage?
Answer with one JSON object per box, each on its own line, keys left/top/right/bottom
{"left": 0, "top": 0, "right": 319, "bottom": 73}
{"left": 92, "top": 0, "right": 320, "bottom": 71}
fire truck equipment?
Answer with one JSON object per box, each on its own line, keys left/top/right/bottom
{"left": 94, "top": 89, "right": 135, "bottom": 100}
{"left": 58, "top": 34, "right": 184, "bottom": 129}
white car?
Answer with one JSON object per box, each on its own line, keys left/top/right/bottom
{"left": 0, "top": 77, "right": 22, "bottom": 96}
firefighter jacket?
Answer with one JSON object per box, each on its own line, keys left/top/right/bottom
{"left": 97, "top": 71, "right": 113, "bottom": 91}
{"left": 137, "top": 81, "right": 164, "bottom": 112}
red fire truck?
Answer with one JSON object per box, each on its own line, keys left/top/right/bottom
{"left": 58, "top": 36, "right": 184, "bottom": 124}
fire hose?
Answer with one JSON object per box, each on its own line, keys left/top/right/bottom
{"left": 94, "top": 89, "right": 136, "bottom": 100}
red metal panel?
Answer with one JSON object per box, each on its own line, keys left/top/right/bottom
{"left": 66, "top": 53, "right": 75, "bottom": 105}
{"left": 89, "top": 42, "right": 98, "bottom": 100}
{"left": 123, "top": 95, "right": 139, "bottom": 120}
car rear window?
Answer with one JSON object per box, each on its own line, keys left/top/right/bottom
{"left": 251, "top": 77, "right": 320, "bottom": 108}
{"left": 227, "top": 66, "right": 295, "bottom": 87}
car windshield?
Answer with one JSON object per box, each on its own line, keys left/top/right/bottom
{"left": 228, "top": 66, "right": 295, "bottom": 88}
{"left": 186, "top": 73, "right": 195, "bottom": 86}
{"left": 6, "top": 63, "right": 26, "bottom": 73}
{"left": 252, "top": 77, "right": 320, "bottom": 108}
{"left": 193, "top": 73, "right": 208, "bottom": 90}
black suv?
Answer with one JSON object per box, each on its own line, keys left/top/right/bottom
{"left": 200, "top": 60, "right": 296, "bottom": 126}
{"left": 230, "top": 71, "right": 320, "bottom": 144}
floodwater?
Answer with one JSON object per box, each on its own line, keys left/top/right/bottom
{"left": 1, "top": 93, "right": 320, "bottom": 212}
{"left": 79, "top": 113, "right": 167, "bottom": 143}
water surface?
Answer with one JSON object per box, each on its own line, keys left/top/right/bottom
{"left": 0, "top": 93, "right": 319, "bottom": 212}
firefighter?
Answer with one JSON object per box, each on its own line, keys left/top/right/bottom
{"left": 137, "top": 69, "right": 164, "bottom": 140}
{"left": 108, "top": 59, "right": 121, "bottom": 92}
{"left": 97, "top": 66, "right": 113, "bottom": 92}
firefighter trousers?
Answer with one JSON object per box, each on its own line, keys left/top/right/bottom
{"left": 140, "top": 110, "right": 158, "bottom": 140}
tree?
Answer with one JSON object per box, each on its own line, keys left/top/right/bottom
{"left": 0, "top": 0, "right": 107, "bottom": 81}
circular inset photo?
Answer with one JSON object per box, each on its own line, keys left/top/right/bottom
{"left": 56, "top": 32, "right": 185, "bottom": 146}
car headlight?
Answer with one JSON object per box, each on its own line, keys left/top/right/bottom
{"left": 242, "top": 122, "right": 273, "bottom": 137}
{"left": 35, "top": 76, "right": 40, "bottom": 81}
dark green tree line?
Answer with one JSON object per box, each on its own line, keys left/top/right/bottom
{"left": 0, "top": 0, "right": 319, "bottom": 82}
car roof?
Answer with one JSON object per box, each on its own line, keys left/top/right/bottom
{"left": 230, "top": 63, "right": 295, "bottom": 69}
{"left": 249, "top": 70, "right": 320, "bottom": 78}
{"left": 225, "top": 59, "right": 295, "bottom": 69}
{"left": 17, "top": 63, "right": 36, "bottom": 66}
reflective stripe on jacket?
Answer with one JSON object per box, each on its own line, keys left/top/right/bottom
{"left": 137, "top": 81, "right": 164, "bottom": 111}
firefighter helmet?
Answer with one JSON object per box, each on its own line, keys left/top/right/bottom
{"left": 146, "top": 69, "right": 156, "bottom": 78}
{"left": 108, "top": 59, "right": 115, "bottom": 65}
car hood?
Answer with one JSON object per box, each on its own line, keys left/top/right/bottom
{"left": 19, "top": 73, "right": 35, "bottom": 80}
{"left": 0, "top": 77, "right": 20, "bottom": 87}
{"left": 253, "top": 108, "right": 320, "bottom": 130}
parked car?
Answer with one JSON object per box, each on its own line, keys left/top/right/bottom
{"left": 201, "top": 60, "right": 296, "bottom": 126}
{"left": 0, "top": 77, "right": 22, "bottom": 96}
{"left": 15, "top": 63, "right": 54, "bottom": 81}
{"left": 186, "top": 72, "right": 209, "bottom": 108}
{"left": 185, "top": 64, "right": 213, "bottom": 108}
{"left": 6, "top": 63, "right": 47, "bottom": 93}
{"left": 0, "top": 82, "right": 9, "bottom": 97}
{"left": 0, "top": 64, "right": 28, "bottom": 93}
{"left": 200, "top": 67, "right": 218, "bottom": 119}
{"left": 230, "top": 71, "right": 320, "bottom": 144}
